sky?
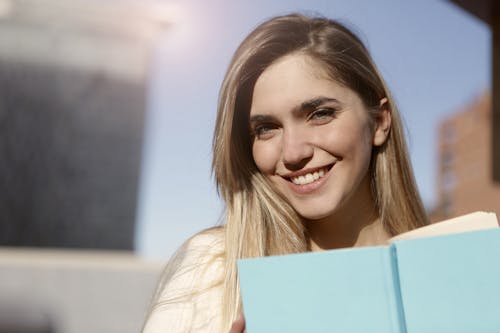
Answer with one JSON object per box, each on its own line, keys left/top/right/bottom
{"left": 135, "top": 0, "right": 490, "bottom": 260}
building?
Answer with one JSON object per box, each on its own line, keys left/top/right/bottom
{"left": 0, "top": 247, "right": 162, "bottom": 333}
{"left": 431, "top": 92, "right": 500, "bottom": 222}
{"left": 451, "top": 0, "right": 500, "bottom": 182}
{"left": 0, "top": 3, "right": 172, "bottom": 332}
{"left": 0, "top": 0, "right": 169, "bottom": 249}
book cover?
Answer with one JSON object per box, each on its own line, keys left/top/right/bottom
{"left": 238, "top": 212, "right": 500, "bottom": 333}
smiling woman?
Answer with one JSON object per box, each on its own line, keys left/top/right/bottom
{"left": 142, "top": 13, "right": 429, "bottom": 333}
{"left": 250, "top": 55, "right": 390, "bottom": 229}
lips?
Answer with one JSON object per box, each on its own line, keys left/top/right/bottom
{"left": 290, "top": 167, "right": 327, "bottom": 185}
{"left": 281, "top": 163, "right": 335, "bottom": 193}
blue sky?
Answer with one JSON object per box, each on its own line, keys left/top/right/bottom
{"left": 135, "top": 0, "right": 490, "bottom": 259}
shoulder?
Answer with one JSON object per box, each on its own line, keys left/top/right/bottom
{"left": 161, "top": 226, "right": 225, "bottom": 294}
{"left": 182, "top": 227, "right": 225, "bottom": 258}
{"left": 142, "top": 227, "right": 225, "bottom": 333}
{"left": 173, "top": 227, "right": 225, "bottom": 273}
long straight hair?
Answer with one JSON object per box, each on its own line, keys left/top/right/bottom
{"left": 212, "top": 13, "right": 428, "bottom": 330}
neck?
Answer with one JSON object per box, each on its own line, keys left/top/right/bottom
{"left": 305, "top": 180, "right": 390, "bottom": 251}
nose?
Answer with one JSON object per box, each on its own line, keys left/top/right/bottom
{"left": 281, "top": 129, "right": 313, "bottom": 170}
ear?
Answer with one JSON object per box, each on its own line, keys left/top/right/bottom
{"left": 372, "top": 97, "right": 391, "bottom": 147}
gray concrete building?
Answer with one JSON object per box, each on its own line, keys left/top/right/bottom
{"left": 0, "top": 247, "right": 163, "bottom": 333}
{"left": 0, "top": 2, "right": 172, "bottom": 332}
{"left": 0, "top": 0, "right": 169, "bottom": 249}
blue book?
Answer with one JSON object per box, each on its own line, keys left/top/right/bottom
{"left": 238, "top": 212, "right": 499, "bottom": 333}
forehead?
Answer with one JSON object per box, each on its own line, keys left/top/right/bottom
{"left": 250, "top": 54, "right": 356, "bottom": 115}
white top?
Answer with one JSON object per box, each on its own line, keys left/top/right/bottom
{"left": 142, "top": 229, "right": 225, "bottom": 333}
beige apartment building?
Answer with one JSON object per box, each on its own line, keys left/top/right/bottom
{"left": 431, "top": 93, "right": 500, "bottom": 222}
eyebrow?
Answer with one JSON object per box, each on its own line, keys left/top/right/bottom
{"left": 298, "top": 96, "right": 340, "bottom": 113}
{"left": 249, "top": 96, "right": 340, "bottom": 124}
{"left": 249, "top": 114, "right": 274, "bottom": 125}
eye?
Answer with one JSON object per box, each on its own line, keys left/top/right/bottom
{"left": 308, "top": 108, "right": 337, "bottom": 124}
{"left": 252, "top": 123, "right": 279, "bottom": 140}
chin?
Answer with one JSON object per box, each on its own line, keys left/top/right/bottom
{"left": 288, "top": 194, "right": 344, "bottom": 222}
{"left": 296, "top": 208, "right": 336, "bottom": 221}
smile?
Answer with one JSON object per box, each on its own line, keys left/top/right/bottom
{"left": 282, "top": 163, "right": 335, "bottom": 186}
{"left": 282, "top": 163, "right": 335, "bottom": 195}
{"left": 291, "top": 168, "right": 327, "bottom": 185}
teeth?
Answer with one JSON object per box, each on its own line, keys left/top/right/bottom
{"left": 291, "top": 168, "right": 328, "bottom": 185}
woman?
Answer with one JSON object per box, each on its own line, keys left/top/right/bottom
{"left": 143, "top": 13, "right": 428, "bottom": 333}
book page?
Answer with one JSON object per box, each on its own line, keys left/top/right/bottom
{"left": 390, "top": 211, "right": 499, "bottom": 242}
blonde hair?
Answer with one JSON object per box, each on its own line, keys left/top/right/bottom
{"left": 212, "top": 13, "right": 429, "bottom": 330}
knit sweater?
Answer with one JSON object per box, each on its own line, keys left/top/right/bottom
{"left": 142, "top": 228, "right": 225, "bottom": 333}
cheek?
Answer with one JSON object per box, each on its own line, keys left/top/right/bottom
{"left": 319, "top": 122, "right": 373, "bottom": 160}
{"left": 252, "top": 142, "right": 278, "bottom": 174}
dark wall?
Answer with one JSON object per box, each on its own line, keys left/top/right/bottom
{"left": 451, "top": 0, "right": 500, "bottom": 182}
{"left": 494, "top": 6, "right": 500, "bottom": 182}
{"left": 0, "top": 60, "right": 145, "bottom": 250}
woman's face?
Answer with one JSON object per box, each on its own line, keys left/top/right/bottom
{"left": 249, "top": 54, "right": 389, "bottom": 221}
